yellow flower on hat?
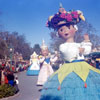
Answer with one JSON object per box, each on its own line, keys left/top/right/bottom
{"left": 48, "top": 16, "right": 54, "bottom": 21}
{"left": 77, "top": 10, "right": 85, "bottom": 21}
{"left": 79, "top": 15, "right": 85, "bottom": 21}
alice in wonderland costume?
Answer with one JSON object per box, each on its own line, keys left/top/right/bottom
{"left": 27, "top": 52, "right": 40, "bottom": 76}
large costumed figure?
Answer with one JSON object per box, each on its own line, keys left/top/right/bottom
{"left": 27, "top": 52, "right": 40, "bottom": 76}
{"left": 40, "top": 5, "right": 100, "bottom": 100}
{"left": 37, "top": 40, "right": 58, "bottom": 86}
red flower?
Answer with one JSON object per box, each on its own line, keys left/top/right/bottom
{"left": 71, "top": 11, "right": 78, "bottom": 18}
{"left": 60, "top": 13, "right": 66, "bottom": 18}
{"left": 65, "top": 14, "right": 72, "bottom": 22}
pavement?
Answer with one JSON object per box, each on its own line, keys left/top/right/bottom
{"left": 0, "top": 71, "right": 41, "bottom": 100}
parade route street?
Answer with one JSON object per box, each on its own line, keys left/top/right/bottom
{"left": 8, "top": 71, "right": 41, "bottom": 100}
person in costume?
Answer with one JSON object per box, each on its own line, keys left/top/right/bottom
{"left": 37, "top": 40, "right": 58, "bottom": 86}
{"left": 27, "top": 52, "right": 40, "bottom": 76}
{"left": 40, "top": 5, "right": 100, "bottom": 100}
{"left": 81, "top": 33, "right": 92, "bottom": 56}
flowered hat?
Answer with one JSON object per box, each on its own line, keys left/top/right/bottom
{"left": 46, "top": 4, "right": 85, "bottom": 30}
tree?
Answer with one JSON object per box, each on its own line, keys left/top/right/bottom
{"left": 49, "top": 31, "right": 65, "bottom": 51}
{"left": 89, "top": 34, "right": 100, "bottom": 48}
{"left": 0, "top": 39, "right": 8, "bottom": 59}
{"left": 0, "top": 31, "right": 33, "bottom": 60}
{"left": 33, "top": 44, "right": 41, "bottom": 55}
{"left": 21, "top": 43, "right": 33, "bottom": 60}
{"left": 11, "top": 32, "right": 33, "bottom": 60}
{"left": 76, "top": 21, "right": 100, "bottom": 47}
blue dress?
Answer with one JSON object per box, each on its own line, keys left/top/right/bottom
{"left": 40, "top": 61, "right": 100, "bottom": 100}
{"left": 27, "top": 59, "right": 40, "bottom": 76}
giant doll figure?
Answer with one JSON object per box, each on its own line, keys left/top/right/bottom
{"left": 40, "top": 5, "right": 100, "bottom": 100}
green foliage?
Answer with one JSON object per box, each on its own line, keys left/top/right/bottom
{"left": 0, "top": 31, "right": 33, "bottom": 60}
{"left": 0, "top": 84, "right": 16, "bottom": 99}
{"left": 33, "top": 44, "right": 41, "bottom": 55}
{"left": 0, "top": 39, "right": 8, "bottom": 59}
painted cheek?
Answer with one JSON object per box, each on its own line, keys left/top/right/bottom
{"left": 69, "top": 29, "right": 75, "bottom": 35}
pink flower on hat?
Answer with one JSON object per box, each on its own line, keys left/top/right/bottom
{"left": 71, "top": 11, "right": 78, "bottom": 19}
{"left": 60, "top": 13, "right": 66, "bottom": 18}
{"left": 65, "top": 14, "right": 72, "bottom": 22}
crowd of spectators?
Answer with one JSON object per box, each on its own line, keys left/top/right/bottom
{"left": 0, "top": 59, "right": 29, "bottom": 93}
{"left": 86, "top": 58, "right": 100, "bottom": 69}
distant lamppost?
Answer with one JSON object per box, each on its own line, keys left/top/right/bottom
{"left": 14, "top": 52, "right": 18, "bottom": 69}
{"left": 9, "top": 45, "right": 14, "bottom": 70}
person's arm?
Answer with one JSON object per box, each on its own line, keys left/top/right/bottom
{"left": 81, "top": 34, "right": 92, "bottom": 55}
{"left": 50, "top": 55, "right": 58, "bottom": 63}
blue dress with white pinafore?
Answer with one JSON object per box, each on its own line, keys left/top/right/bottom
{"left": 27, "top": 59, "right": 40, "bottom": 76}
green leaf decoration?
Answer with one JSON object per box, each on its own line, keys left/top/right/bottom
{"left": 51, "top": 62, "right": 100, "bottom": 85}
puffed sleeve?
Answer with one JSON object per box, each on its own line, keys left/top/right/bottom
{"left": 59, "top": 44, "right": 64, "bottom": 53}
{"left": 59, "top": 44, "right": 65, "bottom": 59}
{"left": 39, "top": 56, "right": 45, "bottom": 63}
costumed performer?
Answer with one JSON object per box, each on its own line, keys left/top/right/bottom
{"left": 81, "top": 33, "right": 92, "bottom": 56}
{"left": 40, "top": 4, "right": 100, "bottom": 100}
{"left": 27, "top": 52, "right": 40, "bottom": 76}
{"left": 37, "top": 40, "right": 58, "bottom": 86}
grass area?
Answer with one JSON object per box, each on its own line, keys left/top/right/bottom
{"left": 0, "top": 84, "right": 16, "bottom": 99}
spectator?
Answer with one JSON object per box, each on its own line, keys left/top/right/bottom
{"left": 3, "top": 69, "right": 8, "bottom": 84}
{"left": 7, "top": 71, "right": 15, "bottom": 86}
{"left": 0, "top": 67, "right": 1, "bottom": 85}
{"left": 14, "top": 75, "right": 19, "bottom": 93}
{"left": 1, "top": 67, "right": 5, "bottom": 85}
{"left": 90, "top": 59, "right": 96, "bottom": 68}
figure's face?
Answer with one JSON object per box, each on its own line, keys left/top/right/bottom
{"left": 58, "top": 25, "right": 76, "bottom": 40}
{"left": 84, "top": 34, "right": 89, "bottom": 40}
{"left": 33, "top": 56, "right": 37, "bottom": 59}
{"left": 41, "top": 49, "right": 49, "bottom": 56}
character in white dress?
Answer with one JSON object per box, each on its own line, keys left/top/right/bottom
{"left": 27, "top": 52, "right": 40, "bottom": 76}
{"left": 37, "top": 40, "right": 58, "bottom": 86}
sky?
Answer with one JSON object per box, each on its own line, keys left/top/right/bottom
{"left": 0, "top": 0, "right": 100, "bottom": 47}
